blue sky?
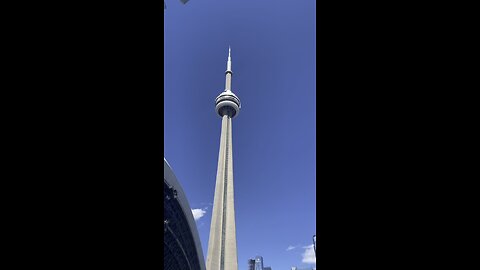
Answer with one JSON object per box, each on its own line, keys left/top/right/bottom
{"left": 164, "top": 0, "right": 316, "bottom": 268}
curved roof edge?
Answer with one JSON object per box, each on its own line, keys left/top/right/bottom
{"left": 164, "top": 157, "right": 206, "bottom": 270}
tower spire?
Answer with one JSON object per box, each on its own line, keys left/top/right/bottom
{"left": 225, "top": 47, "right": 232, "bottom": 92}
{"left": 227, "top": 46, "right": 232, "bottom": 72}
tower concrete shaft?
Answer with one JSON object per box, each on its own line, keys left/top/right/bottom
{"left": 207, "top": 48, "right": 240, "bottom": 270}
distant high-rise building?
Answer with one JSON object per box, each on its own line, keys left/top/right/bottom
{"left": 247, "top": 259, "right": 255, "bottom": 270}
{"left": 248, "top": 255, "right": 272, "bottom": 270}
{"left": 254, "top": 256, "right": 264, "bottom": 270}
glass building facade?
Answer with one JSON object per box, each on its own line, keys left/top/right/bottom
{"left": 248, "top": 255, "right": 273, "bottom": 270}
{"left": 248, "top": 259, "right": 255, "bottom": 270}
{"left": 164, "top": 158, "right": 206, "bottom": 270}
{"left": 255, "top": 256, "right": 264, "bottom": 270}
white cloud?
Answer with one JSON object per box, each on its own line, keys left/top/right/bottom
{"left": 301, "top": 244, "right": 316, "bottom": 264}
{"left": 286, "top": 245, "right": 296, "bottom": 251}
{"left": 191, "top": 208, "right": 207, "bottom": 221}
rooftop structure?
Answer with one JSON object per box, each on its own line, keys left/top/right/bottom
{"left": 164, "top": 158, "right": 206, "bottom": 270}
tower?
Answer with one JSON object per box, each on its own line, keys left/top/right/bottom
{"left": 206, "top": 47, "right": 241, "bottom": 270}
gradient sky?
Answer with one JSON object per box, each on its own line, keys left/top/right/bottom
{"left": 164, "top": 0, "right": 316, "bottom": 268}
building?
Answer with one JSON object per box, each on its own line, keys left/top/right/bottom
{"left": 206, "top": 47, "right": 242, "bottom": 270}
{"left": 248, "top": 259, "right": 255, "bottom": 270}
{"left": 164, "top": 158, "right": 206, "bottom": 270}
{"left": 247, "top": 255, "right": 273, "bottom": 270}
{"left": 254, "top": 256, "right": 264, "bottom": 270}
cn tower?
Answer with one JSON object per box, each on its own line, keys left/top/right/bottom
{"left": 206, "top": 47, "right": 241, "bottom": 270}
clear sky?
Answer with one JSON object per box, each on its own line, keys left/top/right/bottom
{"left": 164, "top": 0, "right": 316, "bottom": 269}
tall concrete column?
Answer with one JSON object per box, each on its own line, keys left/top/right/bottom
{"left": 207, "top": 47, "right": 241, "bottom": 270}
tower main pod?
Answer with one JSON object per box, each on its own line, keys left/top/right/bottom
{"left": 206, "top": 48, "right": 241, "bottom": 270}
